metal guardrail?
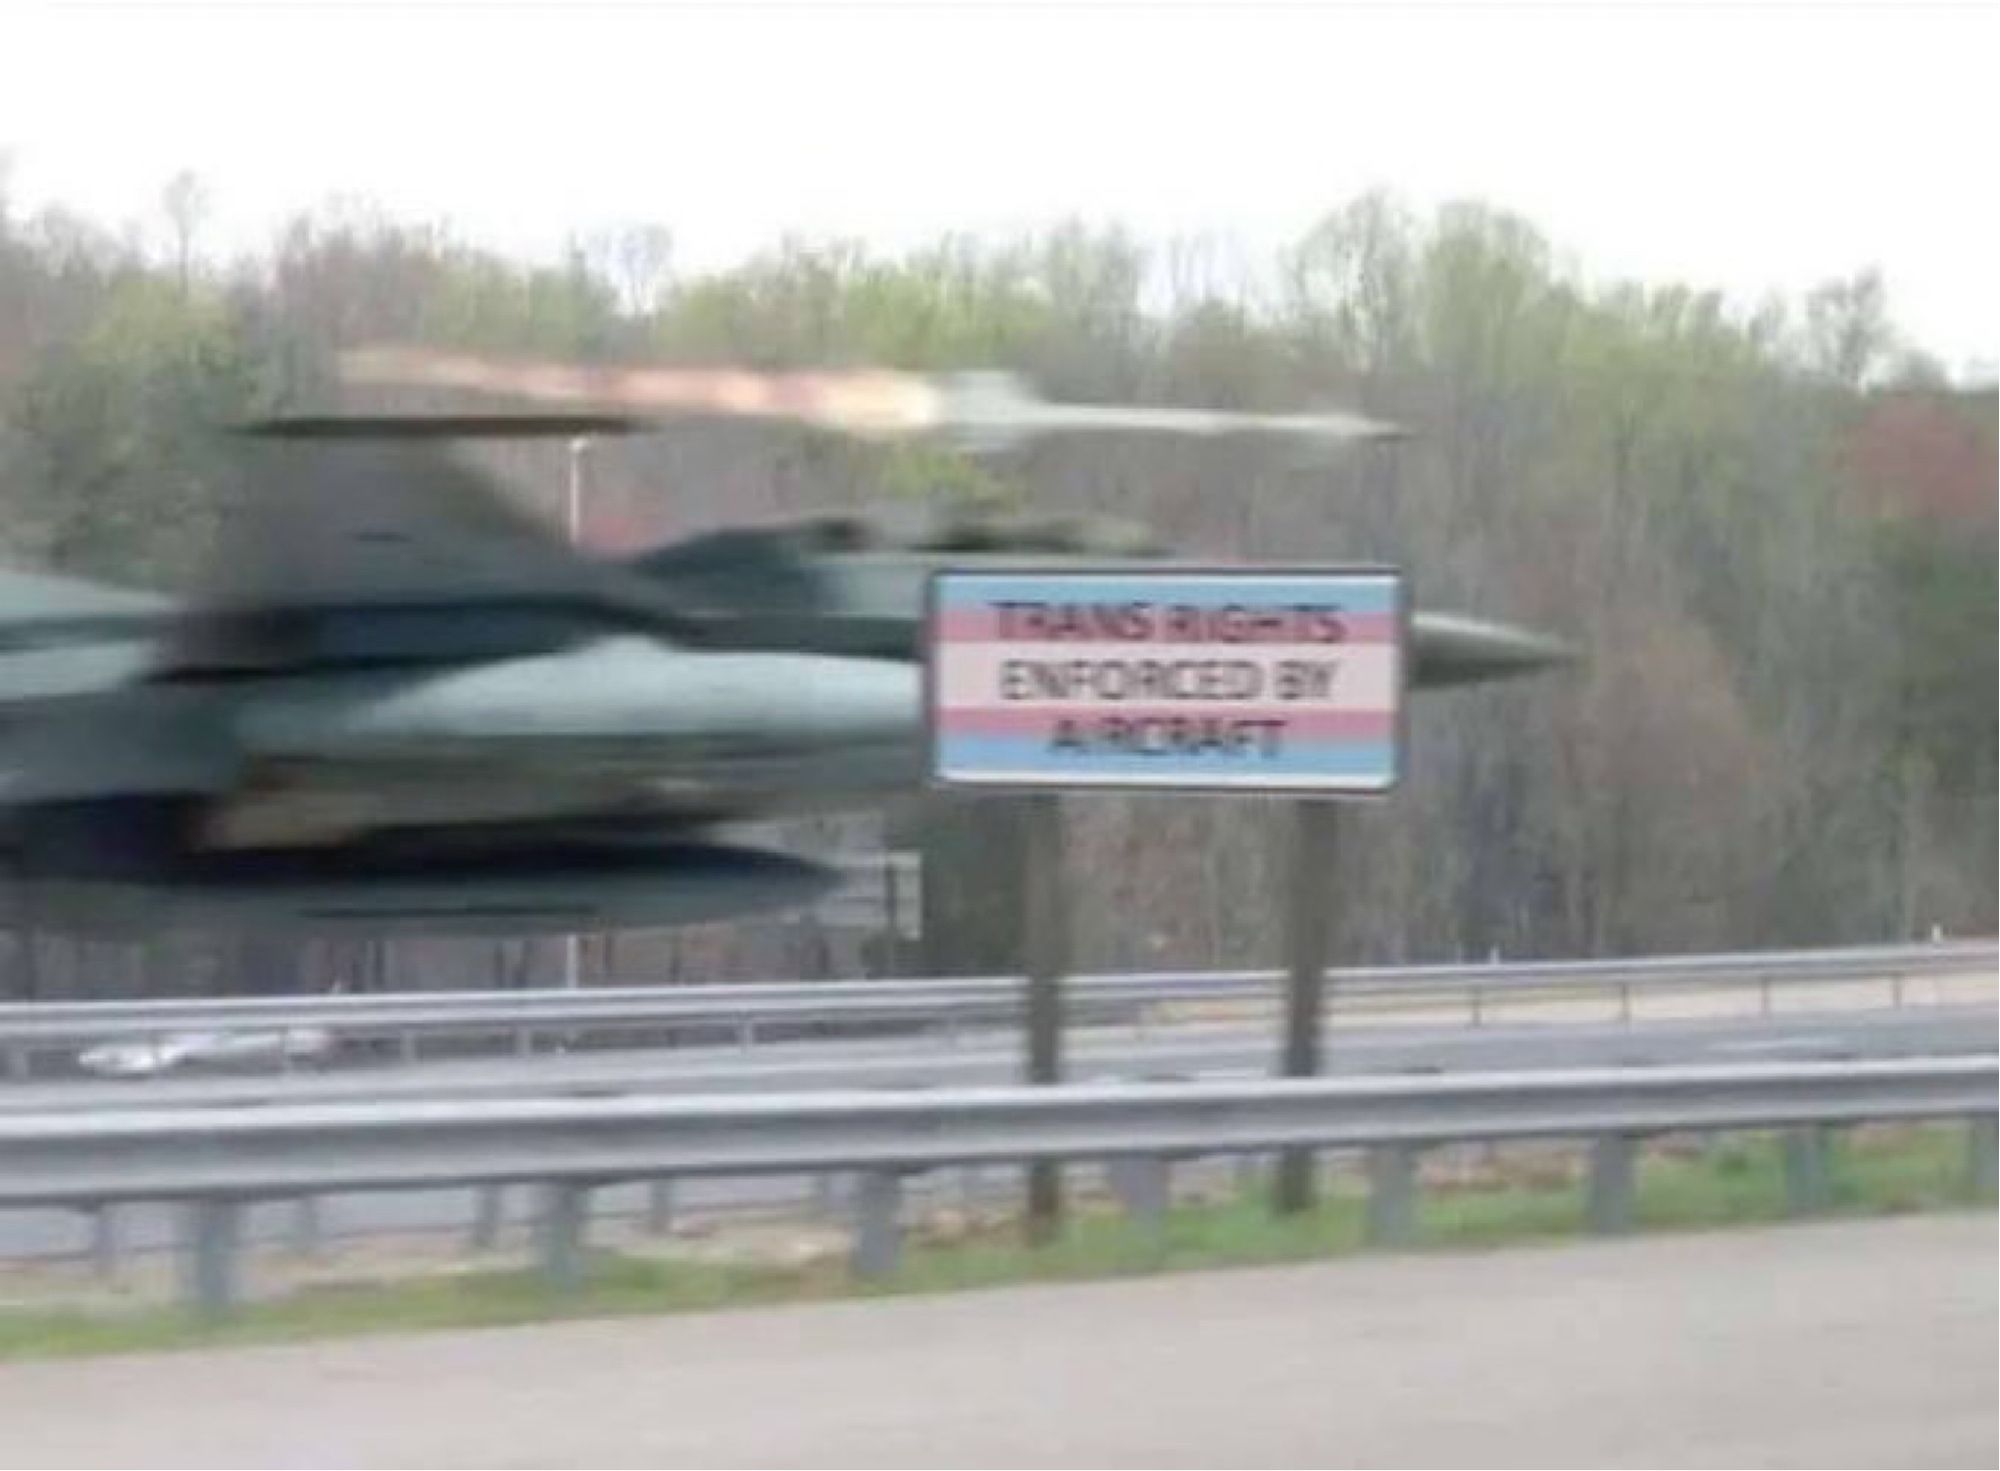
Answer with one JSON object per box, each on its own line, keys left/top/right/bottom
{"left": 3, "top": 1006, "right": 1991, "bottom": 1116}
{"left": 2, "top": 1055, "right": 1992, "bottom": 1313}
{"left": 6, "top": 1057, "right": 1986, "bottom": 1201}
{"left": 1, "top": 941, "right": 1992, "bottom": 1066}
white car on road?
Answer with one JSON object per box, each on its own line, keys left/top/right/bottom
{"left": 76, "top": 1026, "right": 337, "bottom": 1078}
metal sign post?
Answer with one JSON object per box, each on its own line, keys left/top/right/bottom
{"left": 1275, "top": 797, "right": 1340, "bottom": 1212}
{"left": 926, "top": 566, "right": 1408, "bottom": 1237}
{"left": 561, "top": 435, "right": 591, "bottom": 993}
{"left": 1022, "top": 792, "right": 1067, "bottom": 1240}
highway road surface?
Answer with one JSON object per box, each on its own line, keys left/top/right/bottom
{"left": 1, "top": 1213, "right": 1991, "bottom": 1468}
{"left": 11, "top": 1004, "right": 1990, "bottom": 1114}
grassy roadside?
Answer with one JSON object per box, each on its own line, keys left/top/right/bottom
{"left": 0, "top": 1122, "right": 1990, "bottom": 1361}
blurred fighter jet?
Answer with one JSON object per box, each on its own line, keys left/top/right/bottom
{"left": 0, "top": 354, "right": 1567, "bottom": 938}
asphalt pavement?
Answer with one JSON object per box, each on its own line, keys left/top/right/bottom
{"left": 0, "top": 1212, "right": 1991, "bottom": 1468}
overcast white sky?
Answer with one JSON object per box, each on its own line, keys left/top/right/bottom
{"left": 3, "top": 2, "right": 1994, "bottom": 374}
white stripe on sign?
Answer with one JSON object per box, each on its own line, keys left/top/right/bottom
{"left": 934, "top": 644, "right": 1399, "bottom": 711}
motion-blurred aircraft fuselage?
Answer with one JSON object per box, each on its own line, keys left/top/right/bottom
{"left": 1, "top": 374, "right": 1569, "bottom": 938}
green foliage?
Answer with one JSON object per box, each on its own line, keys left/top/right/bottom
{"left": 1877, "top": 515, "right": 1999, "bottom": 794}
{"left": 1284, "top": 190, "right": 1420, "bottom": 376}
{"left": 1805, "top": 269, "right": 1894, "bottom": 387}
{"left": 876, "top": 441, "right": 1017, "bottom": 510}
{"left": 652, "top": 234, "right": 1059, "bottom": 370}
{"left": 2, "top": 273, "right": 273, "bottom": 582}
{"left": 417, "top": 246, "right": 621, "bottom": 356}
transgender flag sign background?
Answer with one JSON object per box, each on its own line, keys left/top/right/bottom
{"left": 925, "top": 567, "right": 1406, "bottom": 793}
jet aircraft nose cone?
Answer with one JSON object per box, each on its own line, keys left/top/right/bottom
{"left": 1410, "top": 613, "right": 1577, "bottom": 689}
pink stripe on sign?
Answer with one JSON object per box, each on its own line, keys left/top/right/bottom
{"left": 932, "top": 609, "right": 1398, "bottom": 644}
{"left": 937, "top": 708, "right": 1398, "bottom": 739}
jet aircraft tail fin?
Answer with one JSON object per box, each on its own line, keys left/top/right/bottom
{"left": 155, "top": 429, "right": 695, "bottom": 676}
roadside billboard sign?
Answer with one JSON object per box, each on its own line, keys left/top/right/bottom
{"left": 926, "top": 567, "right": 1407, "bottom": 794}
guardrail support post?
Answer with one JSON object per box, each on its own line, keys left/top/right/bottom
{"left": 182, "top": 1198, "right": 243, "bottom": 1319}
{"left": 1783, "top": 1126, "right": 1833, "bottom": 1215}
{"left": 398, "top": 1032, "right": 419, "bottom": 1066}
{"left": 851, "top": 1169, "right": 903, "bottom": 1279}
{"left": 1366, "top": 1144, "right": 1419, "bottom": 1246}
{"left": 1589, "top": 1134, "right": 1637, "bottom": 1233}
{"left": 1023, "top": 793, "right": 1068, "bottom": 1244}
{"left": 1968, "top": 1116, "right": 1997, "bottom": 1198}
{"left": 1136, "top": 1155, "right": 1171, "bottom": 1233}
{"left": 537, "top": 1183, "right": 590, "bottom": 1291}
{"left": 1276, "top": 799, "right": 1340, "bottom": 1215}
{"left": 1233, "top": 1152, "right": 1263, "bottom": 1196}
{"left": 645, "top": 1179, "right": 675, "bottom": 1234}
{"left": 958, "top": 1164, "right": 984, "bottom": 1212}
{"left": 292, "top": 1195, "right": 324, "bottom": 1257}
{"left": 469, "top": 1184, "right": 505, "bottom": 1251}
{"left": 1103, "top": 1156, "right": 1128, "bottom": 1208}
{"left": 1109, "top": 1155, "right": 1171, "bottom": 1234}
{"left": 87, "top": 1204, "right": 118, "bottom": 1280}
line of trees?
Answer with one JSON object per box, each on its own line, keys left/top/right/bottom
{"left": 1, "top": 176, "right": 1992, "bottom": 996}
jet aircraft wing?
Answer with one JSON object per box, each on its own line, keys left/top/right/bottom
{"left": 0, "top": 567, "right": 175, "bottom": 704}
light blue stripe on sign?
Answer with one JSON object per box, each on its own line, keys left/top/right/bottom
{"left": 935, "top": 573, "right": 1400, "bottom": 616}
{"left": 936, "top": 732, "right": 1397, "bottom": 781}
